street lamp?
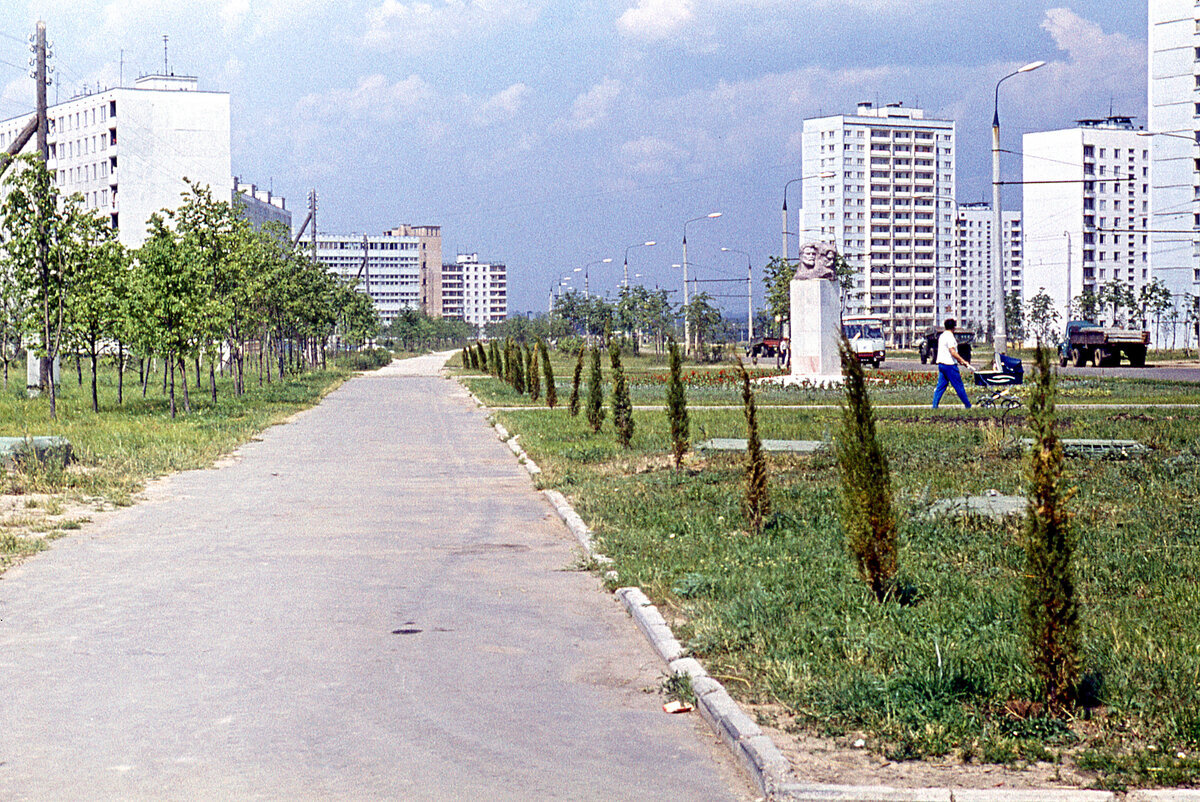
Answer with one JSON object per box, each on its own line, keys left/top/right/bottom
{"left": 623, "top": 242, "right": 654, "bottom": 290}
{"left": 580, "top": 257, "right": 611, "bottom": 298}
{"left": 992, "top": 59, "right": 1045, "bottom": 365}
{"left": 721, "top": 247, "right": 754, "bottom": 343}
{"left": 782, "top": 172, "right": 836, "bottom": 262}
{"left": 682, "top": 212, "right": 721, "bottom": 354}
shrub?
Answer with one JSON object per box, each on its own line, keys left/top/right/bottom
{"left": 340, "top": 347, "right": 392, "bottom": 371}
{"left": 539, "top": 338, "right": 557, "bottom": 408}
{"left": 476, "top": 342, "right": 488, "bottom": 371}
{"left": 569, "top": 345, "right": 584, "bottom": 416}
{"left": 610, "top": 340, "right": 633, "bottom": 447}
{"left": 835, "top": 336, "right": 897, "bottom": 602}
{"left": 510, "top": 340, "right": 526, "bottom": 394}
{"left": 527, "top": 343, "right": 541, "bottom": 401}
{"left": 667, "top": 340, "right": 689, "bottom": 469}
{"left": 586, "top": 347, "right": 605, "bottom": 433}
{"left": 737, "top": 360, "right": 770, "bottom": 534}
{"left": 1024, "top": 345, "right": 1081, "bottom": 714}
{"left": 489, "top": 341, "right": 501, "bottom": 377}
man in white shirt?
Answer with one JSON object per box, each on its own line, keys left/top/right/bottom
{"left": 932, "top": 318, "right": 972, "bottom": 409}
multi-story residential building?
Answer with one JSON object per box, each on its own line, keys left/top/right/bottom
{"left": 234, "top": 177, "right": 290, "bottom": 231}
{"left": 1022, "top": 117, "right": 1150, "bottom": 329}
{"left": 1148, "top": 1, "right": 1200, "bottom": 312}
{"left": 385, "top": 224, "right": 443, "bottom": 317}
{"left": 953, "top": 203, "right": 1022, "bottom": 334}
{"left": 315, "top": 231, "right": 422, "bottom": 327}
{"left": 803, "top": 102, "right": 956, "bottom": 346}
{"left": 0, "top": 73, "right": 232, "bottom": 249}
{"left": 442, "top": 254, "right": 507, "bottom": 331}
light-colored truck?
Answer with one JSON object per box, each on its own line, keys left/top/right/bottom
{"left": 841, "top": 316, "right": 886, "bottom": 368}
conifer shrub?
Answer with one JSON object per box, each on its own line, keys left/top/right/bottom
{"left": 835, "top": 336, "right": 898, "bottom": 602}
{"left": 569, "top": 345, "right": 584, "bottom": 416}
{"left": 539, "top": 338, "right": 557, "bottom": 408}
{"left": 476, "top": 342, "right": 487, "bottom": 371}
{"left": 527, "top": 343, "right": 541, "bottom": 401}
{"left": 737, "top": 360, "right": 770, "bottom": 534}
{"left": 461, "top": 346, "right": 471, "bottom": 368}
{"left": 610, "top": 341, "right": 633, "bottom": 447}
{"left": 586, "top": 347, "right": 605, "bottom": 433}
{"left": 511, "top": 340, "right": 526, "bottom": 394}
{"left": 667, "top": 340, "right": 689, "bottom": 469}
{"left": 490, "top": 341, "right": 501, "bottom": 377}
{"left": 1023, "top": 345, "right": 1081, "bottom": 714}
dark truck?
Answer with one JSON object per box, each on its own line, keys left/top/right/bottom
{"left": 1058, "top": 320, "right": 1149, "bottom": 367}
{"left": 746, "top": 336, "right": 782, "bottom": 364}
{"left": 918, "top": 326, "right": 974, "bottom": 364}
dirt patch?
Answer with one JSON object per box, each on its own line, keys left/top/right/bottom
{"left": 749, "top": 704, "right": 1098, "bottom": 790}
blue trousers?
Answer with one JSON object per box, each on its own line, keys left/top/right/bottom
{"left": 933, "top": 364, "right": 971, "bottom": 408}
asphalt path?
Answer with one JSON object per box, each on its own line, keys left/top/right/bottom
{"left": 0, "top": 353, "right": 751, "bottom": 801}
{"left": 879, "top": 355, "right": 1200, "bottom": 383}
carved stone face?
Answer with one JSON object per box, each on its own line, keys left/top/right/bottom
{"left": 799, "top": 243, "right": 818, "bottom": 268}
{"left": 795, "top": 241, "right": 837, "bottom": 281}
{"left": 816, "top": 243, "right": 837, "bottom": 275}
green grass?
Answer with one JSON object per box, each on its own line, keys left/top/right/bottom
{"left": 481, "top": 371, "right": 1200, "bottom": 788}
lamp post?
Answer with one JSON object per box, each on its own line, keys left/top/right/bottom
{"left": 992, "top": 59, "right": 1045, "bottom": 365}
{"left": 782, "top": 172, "right": 836, "bottom": 263}
{"left": 582, "top": 257, "right": 611, "bottom": 298}
{"left": 623, "top": 241, "right": 654, "bottom": 290}
{"left": 682, "top": 212, "right": 721, "bottom": 355}
{"left": 722, "top": 247, "right": 753, "bottom": 343}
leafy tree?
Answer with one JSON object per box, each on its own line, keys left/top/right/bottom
{"left": 1098, "top": 279, "right": 1134, "bottom": 326}
{"left": 65, "top": 213, "right": 129, "bottom": 411}
{"left": 1072, "top": 287, "right": 1099, "bottom": 323}
{"left": 1004, "top": 291, "right": 1026, "bottom": 345}
{"left": 761, "top": 256, "right": 794, "bottom": 338}
{"left": 609, "top": 340, "right": 633, "bottom": 447}
{"left": 683, "top": 291, "right": 722, "bottom": 359}
{"left": 1025, "top": 288, "right": 1061, "bottom": 346}
{"left": 666, "top": 340, "right": 689, "bottom": 469}
{"left": 585, "top": 346, "right": 605, "bottom": 433}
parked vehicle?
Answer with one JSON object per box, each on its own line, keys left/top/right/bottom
{"left": 746, "top": 336, "right": 781, "bottom": 364}
{"left": 1057, "top": 320, "right": 1149, "bottom": 367}
{"left": 918, "top": 326, "right": 974, "bottom": 364}
{"left": 842, "top": 316, "right": 886, "bottom": 368}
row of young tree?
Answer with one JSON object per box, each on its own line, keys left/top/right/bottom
{"left": 0, "top": 156, "right": 379, "bottom": 419}
{"left": 547, "top": 286, "right": 731, "bottom": 355}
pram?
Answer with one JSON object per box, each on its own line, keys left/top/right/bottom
{"left": 972, "top": 354, "right": 1023, "bottom": 387}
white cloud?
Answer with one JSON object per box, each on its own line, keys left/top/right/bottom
{"left": 620, "top": 135, "right": 689, "bottom": 175}
{"left": 296, "top": 74, "right": 437, "bottom": 122}
{"left": 566, "top": 78, "right": 622, "bottom": 130}
{"left": 617, "top": 0, "right": 694, "bottom": 41}
{"left": 363, "top": 0, "right": 542, "bottom": 51}
{"left": 473, "top": 82, "right": 531, "bottom": 125}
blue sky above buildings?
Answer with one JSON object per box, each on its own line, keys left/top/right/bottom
{"left": 2, "top": 0, "right": 1147, "bottom": 316}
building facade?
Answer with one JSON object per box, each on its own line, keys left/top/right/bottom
{"left": 234, "top": 177, "right": 290, "bottom": 231}
{"left": 441, "top": 254, "right": 507, "bottom": 331}
{"left": 315, "top": 232, "right": 422, "bottom": 327}
{"left": 1022, "top": 117, "right": 1150, "bottom": 329}
{"left": 803, "top": 102, "right": 956, "bottom": 346}
{"left": 953, "top": 203, "right": 1022, "bottom": 334}
{"left": 1148, "top": 0, "right": 1200, "bottom": 312}
{"left": 385, "top": 224, "right": 443, "bottom": 317}
{"left": 0, "top": 74, "right": 232, "bottom": 249}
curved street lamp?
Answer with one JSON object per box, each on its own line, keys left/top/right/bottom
{"left": 623, "top": 242, "right": 654, "bottom": 290}
{"left": 782, "top": 171, "right": 836, "bottom": 262}
{"left": 582, "top": 257, "right": 611, "bottom": 298}
{"left": 992, "top": 59, "right": 1045, "bottom": 364}
{"left": 682, "top": 213, "right": 721, "bottom": 354}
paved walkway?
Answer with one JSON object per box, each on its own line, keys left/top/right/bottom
{"left": 0, "top": 354, "right": 750, "bottom": 801}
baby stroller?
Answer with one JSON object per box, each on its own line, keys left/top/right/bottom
{"left": 973, "top": 354, "right": 1024, "bottom": 387}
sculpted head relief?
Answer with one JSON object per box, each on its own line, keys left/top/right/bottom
{"left": 794, "top": 241, "right": 838, "bottom": 281}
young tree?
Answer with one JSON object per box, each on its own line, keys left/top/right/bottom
{"left": 65, "top": 213, "right": 129, "bottom": 412}
{"left": 1025, "top": 288, "right": 1061, "bottom": 346}
{"left": 737, "top": 360, "right": 770, "bottom": 534}
{"left": 1004, "top": 291, "right": 1026, "bottom": 345}
{"left": 666, "top": 340, "right": 689, "bottom": 469}
{"left": 835, "top": 336, "right": 898, "bottom": 602}
{"left": 569, "top": 344, "right": 584, "bottom": 416}
{"left": 585, "top": 346, "right": 605, "bottom": 433}
{"left": 1024, "top": 345, "right": 1080, "bottom": 714}
{"left": 609, "top": 340, "right": 633, "bottom": 447}
{"left": 1072, "top": 287, "right": 1100, "bottom": 323}
{"left": 527, "top": 342, "right": 541, "bottom": 401}
{"left": 538, "top": 337, "right": 557, "bottom": 408}
{"left": 683, "top": 292, "right": 722, "bottom": 359}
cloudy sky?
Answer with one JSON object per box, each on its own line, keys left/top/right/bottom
{"left": 2, "top": 1, "right": 1147, "bottom": 316}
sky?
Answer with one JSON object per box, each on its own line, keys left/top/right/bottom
{"left": 1, "top": 0, "right": 1148, "bottom": 318}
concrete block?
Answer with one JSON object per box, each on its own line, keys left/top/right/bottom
{"left": 1127, "top": 792, "right": 1200, "bottom": 802}
{"left": 690, "top": 675, "right": 723, "bottom": 698}
{"left": 667, "top": 657, "right": 707, "bottom": 681}
{"left": 0, "top": 436, "right": 72, "bottom": 470}
{"left": 493, "top": 423, "right": 510, "bottom": 440}
{"left": 953, "top": 791, "right": 1114, "bottom": 802}
{"left": 776, "top": 784, "right": 951, "bottom": 802}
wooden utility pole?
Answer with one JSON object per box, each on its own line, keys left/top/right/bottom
{"left": 310, "top": 189, "right": 317, "bottom": 262}
{"left": 33, "top": 21, "right": 57, "bottom": 414}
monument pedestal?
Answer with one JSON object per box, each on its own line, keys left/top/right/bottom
{"left": 783, "top": 278, "right": 843, "bottom": 386}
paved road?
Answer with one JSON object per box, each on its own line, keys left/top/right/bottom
{"left": 0, "top": 354, "right": 750, "bottom": 801}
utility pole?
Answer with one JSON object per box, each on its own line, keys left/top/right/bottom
{"left": 31, "top": 21, "right": 55, "bottom": 410}
{"left": 310, "top": 189, "right": 317, "bottom": 262}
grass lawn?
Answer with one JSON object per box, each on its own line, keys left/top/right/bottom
{"left": 460, "top": 352, "right": 1200, "bottom": 790}
{"left": 0, "top": 355, "right": 368, "bottom": 571}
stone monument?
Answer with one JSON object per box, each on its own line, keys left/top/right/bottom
{"left": 785, "top": 242, "right": 843, "bottom": 386}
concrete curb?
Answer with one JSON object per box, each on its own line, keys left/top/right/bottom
{"left": 542, "top": 490, "right": 612, "bottom": 567}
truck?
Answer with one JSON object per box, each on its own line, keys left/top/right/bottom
{"left": 746, "top": 336, "right": 782, "bottom": 364}
{"left": 1057, "top": 320, "right": 1149, "bottom": 367}
{"left": 918, "top": 326, "right": 974, "bottom": 364}
{"left": 841, "top": 316, "right": 886, "bottom": 368}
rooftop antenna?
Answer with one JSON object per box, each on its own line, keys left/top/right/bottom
{"left": 162, "top": 34, "right": 168, "bottom": 75}
{"left": 119, "top": 48, "right": 124, "bottom": 87}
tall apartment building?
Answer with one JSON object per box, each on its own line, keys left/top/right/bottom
{"left": 1022, "top": 117, "right": 1150, "bottom": 328}
{"left": 315, "top": 231, "right": 422, "bottom": 327}
{"left": 1148, "top": 1, "right": 1200, "bottom": 310}
{"left": 0, "top": 74, "right": 231, "bottom": 249}
{"left": 803, "top": 102, "right": 956, "bottom": 346}
{"left": 234, "top": 177, "right": 290, "bottom": 231}
{"left": 953, "top": 203, "right": 1022, "bottom": 333}
{"left": 442, "top": 254, "right": 507, "bottom": 331}
{"left": 385, "top": 224, "right": 443, "bottom": 317}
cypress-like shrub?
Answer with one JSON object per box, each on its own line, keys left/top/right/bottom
{"left": 610, "top": 341, "right": 633, "bottom": 447}
{"left": 527, "top": 343, "right": 541, "bottom": 401}
{"left": 667, "top": 340, "right": 689, "bottom": 469}
{"left": 539, "top": 338, "right": 557, "bottom": 408}
{"left": 585, "top": 347, "right": 605, "bottom": 433}
{"left": 737, "top": 360, "right": 770, "bottom": 534}
{"left": 569, "top": 345, "right": 584, "bottom": 416}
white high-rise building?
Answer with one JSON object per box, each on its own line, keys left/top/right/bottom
{"left": 803, "top": 102, "right": 956, "bottom": 346}
{"left": 315, "top": 232, "right": 422, "bottom": 326}
{"left": 953, "top": 203, "right": 1022, "bottom": 334}
{"left": 0, "top": 74, "right": 231, "bottom": 249}
{"left": 1148, "top": 1, "right": 1200, "bottom": 312}
{"left": 1022, "top": 117, "right": 1150, "bottom": 330}
{"left": 442, "top": 254, "right": 507, "bottom": 331}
